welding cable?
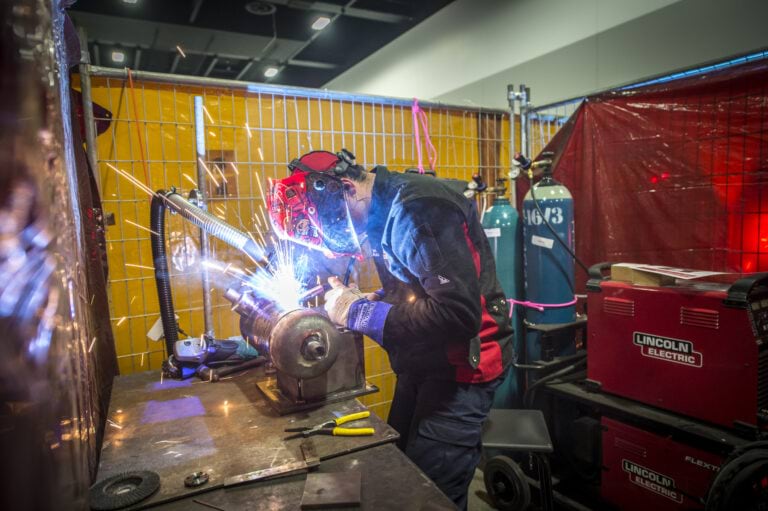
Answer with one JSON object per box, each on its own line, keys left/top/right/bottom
{"left": 522, "top": 354, "right": 587, "bottom": 409}
{"left": 126, "top": 69, "right": 151, "bottom": 187}
{"left": 163, "top": 191, "right": 264, "bottom": 264}
{"left": 150, "top": 192, "right": 179, "bottom": 357}
{"left": 196, "top": 355, "right": 267, "bottom": 382}
{"left": 343, "top": 257, "right": 356, "bottom": 286}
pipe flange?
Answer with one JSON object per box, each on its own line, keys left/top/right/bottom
{"left": 269, "top": 309, "right": 340, "bottom": 379}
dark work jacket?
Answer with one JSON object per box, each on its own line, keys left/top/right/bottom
{"left": 366, "top": 166, "right": 514, "bottom": 383}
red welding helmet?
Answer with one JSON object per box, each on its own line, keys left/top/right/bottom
{"left": 267, "top": 149, "right": 362, "bottom": 258}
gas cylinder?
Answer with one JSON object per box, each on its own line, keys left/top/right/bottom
{"left": 522, "top": 162, "right": 576, "bottom": 363}
{"left": 482, "top": 196, "right": 523, "bottom": 408}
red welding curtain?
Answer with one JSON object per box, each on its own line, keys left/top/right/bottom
{"left": 519, "top": 58, "right": 768, "bottom": 290}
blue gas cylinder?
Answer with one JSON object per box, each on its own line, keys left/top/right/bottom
{"left": 522, "top": 174, "right": 576, "bottom": 362}
{"left": 482, "top": 197, "right": 523, "bottom": 408}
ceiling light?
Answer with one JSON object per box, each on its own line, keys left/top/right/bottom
{"left": 122, "top": 0, "right": 138, "bottom": 4}
{"left": 311, "top": 16, "right": 331, "bottom": 30}
{"left": 111, "top": 51, "right": 125, "bottom": 63}
{"left": 264, "top": 67, "right": 279, "bottom": 78}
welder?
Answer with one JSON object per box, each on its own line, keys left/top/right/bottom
{"left": 268, "top": 149, "right": 513, "bottom": 509}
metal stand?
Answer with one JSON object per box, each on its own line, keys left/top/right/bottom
{"left": 256, "top": 331, "right": 379, "bottom": 415}
{"left": 257, "top": 380, "right": 379, "bottom": 415}
{"left": 193, "top": 96, "right": 215, "bottom": 338}
{"left": 534, "top": 453, "right": 554, "bottom": 511}
{"left": 507, "top": 83, "right": 531, "bottom": 208}
{"left": 483, "top": 408, "right": 555, "bottom": 511}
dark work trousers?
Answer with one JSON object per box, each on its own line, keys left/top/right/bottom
{"left": 387, "top": 373, "right": 503, "bottom": 510}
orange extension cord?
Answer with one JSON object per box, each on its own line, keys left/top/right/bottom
{"left": 126, "top": 68, "right": 151, "bottom": 188}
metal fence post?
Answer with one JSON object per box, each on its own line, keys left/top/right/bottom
{"left": 507, "top": 84, "right": 518, "bottom": 208}
{"left": 194, "top": 96, "right": 215, "bottom": 338}
{"left": 519, "top": 84, "right": 531, "bottom": 157}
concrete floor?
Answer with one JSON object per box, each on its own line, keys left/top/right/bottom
{"left": 468, "top": 468, "right": 497, "bottom": 511}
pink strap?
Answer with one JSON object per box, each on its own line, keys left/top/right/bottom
{"left": 411, "top": 98, "right": 437, "bottom": 174}
{"left": 507, "top": 297, "right": 578, "bottom": 314}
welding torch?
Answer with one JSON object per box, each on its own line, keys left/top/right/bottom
{"left": 299, "top": 256, "right": 357, "bottom": 303}
{"left": 299, "top": 282, "right": 332, "bottom": 303}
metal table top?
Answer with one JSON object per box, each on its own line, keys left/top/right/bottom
{"left": 153, "top": 443, "right": 456, "bottom": 510}
{"left": 97, "top": 370, "right": 406, "bottom": 508}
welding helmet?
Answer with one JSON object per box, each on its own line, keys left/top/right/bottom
{"left": 267, "top": 149, "right": 362, "bottom": 259}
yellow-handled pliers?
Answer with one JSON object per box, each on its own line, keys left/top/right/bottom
{"left": 284, "top": 411, "right": 375, "bottom": 440}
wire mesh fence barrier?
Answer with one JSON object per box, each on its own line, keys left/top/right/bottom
{"left": 77, "top": 68, "right": 512, "bottom": 418}
{"left": 527, "top": 99, "right": 583, "bottom": 156}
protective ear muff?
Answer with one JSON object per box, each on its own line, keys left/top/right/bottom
{"left": 333, "top": 148, "right": 356, "bottom": 174}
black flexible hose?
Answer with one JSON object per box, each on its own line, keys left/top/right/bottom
{"left": 196, "top": 356, "right": 267, "bottom": 382}
{"left": 150, "top": 192, "right": 178, "bottom": 357}
{"left": 343, "top": 256, "right": 355, "bottom": 286}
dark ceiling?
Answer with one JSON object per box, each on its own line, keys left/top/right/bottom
{"left": 68, "top": 0, "right": 455, "bottom": 88}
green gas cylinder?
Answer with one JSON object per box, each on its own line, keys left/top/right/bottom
{"left": 482, "top": 197, "right": 523, "bottom": 408}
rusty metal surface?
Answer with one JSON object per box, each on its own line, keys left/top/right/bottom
{"left": 152, "top": 443, "right": 456, "bottom": 511}
{"left": 97, "top": 369, "right": 399, "bottom": 508}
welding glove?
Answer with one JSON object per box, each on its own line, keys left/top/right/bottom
{"left": 324, "top": 276, "right": 366, "bottom": 327}
{"left": 365, "top": 289, "right": 385, "bottom": 302}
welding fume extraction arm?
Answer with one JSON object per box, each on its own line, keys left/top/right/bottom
{"left": 150, "top": 189, "right": 265, "bottom": 377}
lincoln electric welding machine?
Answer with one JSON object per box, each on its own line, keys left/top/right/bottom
{"left": 586, "top": 263, "right": 768, "bottom": 432}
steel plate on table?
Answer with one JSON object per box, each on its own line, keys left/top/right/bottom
{"left": 137, "top": 443, "right": 456, "bottom": 511}
{"left": 300, "top": 471, "right": 362, "bottom": 509}
{"left": 96, "top": 370, "right": 398, "bottom": 508}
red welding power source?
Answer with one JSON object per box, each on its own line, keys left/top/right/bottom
{"left": 601, "top": 417, "right": 723, "bottom": 510}
{"left": 587, "top": 266, "right": 768, "bottom": 431}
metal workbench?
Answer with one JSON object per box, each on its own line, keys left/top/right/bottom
{"left": 143, "top": 443, "right": 453, "bottom": 510}
{"left": 97, "top": 370, "right": 455, "bottom": 510}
